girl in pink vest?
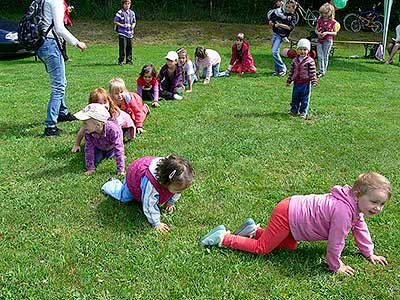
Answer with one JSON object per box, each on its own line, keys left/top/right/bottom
{"left": 200, "top": 172, "right": 391, "bottom": 275}
{"left": 102, "top": 155, "right": 195, "bottom": 232}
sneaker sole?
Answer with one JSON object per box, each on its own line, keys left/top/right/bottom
{"left": 233, "top": 218, "right": 257, "bottom": 237}
{"left": 199, "top": 224, "right": 226, "bottom": 247}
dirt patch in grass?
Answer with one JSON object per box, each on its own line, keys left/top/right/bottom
{"left": 72, "top": 20, "right": 384, "bottom": 46}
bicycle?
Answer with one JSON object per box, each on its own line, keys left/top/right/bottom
{"left": 292, "top": 2, "right": 319, "bottom": 28}
{"left": 343, "top": 3, "right": 384, "bottom": 33}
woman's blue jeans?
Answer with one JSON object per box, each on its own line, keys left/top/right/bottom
{"left": 271, "top": 32, "right": 286, "bottom": 73}
{"left": 37, "top": 38, "right": 68, "bottom": 128}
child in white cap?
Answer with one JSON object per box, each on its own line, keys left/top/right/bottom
{"left": 158, "top": 51, "right": 184, "bottom": 100}
{"left": 286, "top": 38, "right": 318, "bottom": 119}
{"left": 74, "top": 103, "right": 125, "bottom": 175}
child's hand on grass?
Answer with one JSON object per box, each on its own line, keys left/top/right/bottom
{"left": 137, "top": 127, "right": 145, "bottom": 134}
{"left": 337, "top": 264, "right": 355, "bottom": 276}
{"left": 368, "top": 254, "right": 388, "bottom": 266}
{"left": 155, "top": 222, "right": 170, "bottom": 232}
{"left": 71, "top": 145, "right": 80, "bottom": 153}
{"left": 85, "top": 169, "right": 95, "bottom": 175}
{"left": 204, "top": 79, "right": 210, "bottom": 84}
{"left": 165, "top": 203, "right": 176, "bottom": 213}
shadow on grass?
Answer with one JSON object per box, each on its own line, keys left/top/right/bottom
{"left": 0, "top": 121, "right": 44, "bottom": 138}
{"left": 96, "top": 196, "right": 149, "bottom": 236}
{"left": 221, "top": 244, "right": 332, "bottom": 277}
{"left": 72, "top": 62, "right": 123, "bottom": 68}
{"left": 233, "top": 111, "right": 289, "bottom": 120}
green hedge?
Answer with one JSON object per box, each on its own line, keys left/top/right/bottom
{"left": 1, "top": 0, "right": 399, "bottom": 25}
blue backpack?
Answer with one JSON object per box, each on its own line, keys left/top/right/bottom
{"left": 17, "top": 0, "right": 53, "bottom": 50}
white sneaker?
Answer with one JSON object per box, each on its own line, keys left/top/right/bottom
{"left": 173, "top": 94, "right": 183, "bottom": 100}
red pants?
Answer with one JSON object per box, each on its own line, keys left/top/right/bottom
{"left": 222, "top": 198, "right": 297, "bottom": 254}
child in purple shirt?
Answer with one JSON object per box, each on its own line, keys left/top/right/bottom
{"left": 74, "top": 103, "right": 125, "bottom": 175}
{"left": 114, "top": 0, "right": 136, "bottom": 65}
{"left": 200, "top": 172, "right": 391, "bottom": 275}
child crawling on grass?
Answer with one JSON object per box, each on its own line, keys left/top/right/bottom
{"left": 102, "top": 155, "right": 195, "bottom": 232}
{"left": 200, "top": 172, "right": 391, "bottom": 275}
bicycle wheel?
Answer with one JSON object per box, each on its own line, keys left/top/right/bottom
{"left": 306, "top": 10, "right": 320, "bottom": 28}
{"left": 343, "top": 13, "right": 358, "bottom": 32}
{"left": 372, "top": 20, "right": 383, "bottom": 33}
{"left": 350, "top": 19, "right": 362, "bottom": 32}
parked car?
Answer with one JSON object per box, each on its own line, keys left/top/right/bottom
{"left": 0, "top": 19, "right": 35, "bottom": 58}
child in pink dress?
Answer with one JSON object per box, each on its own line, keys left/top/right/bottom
{"left": 226, "top": 33, "right": 256, "bottom": 75}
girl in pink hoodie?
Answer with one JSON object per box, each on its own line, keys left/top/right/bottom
{"left": 199, "top": 172, "right": 391, "bottom": 275}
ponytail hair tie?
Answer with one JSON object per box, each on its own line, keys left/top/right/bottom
{"left": 168, "top": 170, "right": 177, "bottom": 180}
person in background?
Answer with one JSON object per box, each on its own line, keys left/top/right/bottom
{"left": 158, "top": 51, "right": 184, "bottom": 100}
{"left": 136, "top": 64, "right": 160, "bottom": 108}
{"left": 226, "top": 33, "right": 257, "bottom": 75}
{"left": 114, "top": 0, "right": 136, "bottom": 65}
{"left": 177, "top": 48, "right": 197, "bottom": 93}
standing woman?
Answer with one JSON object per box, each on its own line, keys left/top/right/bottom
{"left": 37, "top": 0, "right": 87, "bottom": 137}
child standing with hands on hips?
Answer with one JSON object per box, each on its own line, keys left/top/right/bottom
{"left": 74, "top": 103, "right": 125, "bottom": 175}
{"left": 286, "top": 39, "right": 317, "bottom": 119}
{"left": 102, "top": 155, "right": 195, "bottom": 232}
{"left": 315, "top": 3, "right": 337, "bottom": 77}
{"left": 109, "top": 78, "right": 150, "bottom": 134}
{"left": 137, "top": 64, "right": 160, "bottom": 108}
{"left": 200, "top": 172, "right": 391, "bottom": 275}
{"left": 114, "top": 0, "right": 136, "bottom": 65}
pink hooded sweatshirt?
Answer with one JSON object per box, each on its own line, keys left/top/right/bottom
{"left": 288, "top": 185, "right": 374, "bottom": 272}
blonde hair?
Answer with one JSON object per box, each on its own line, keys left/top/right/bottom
{"left": 89, "top": 87, "right": 121, "bottom": 118}
{"left": 352, "top": 172, "right": 392, "bottom": 199}
{"left": 108, "top": 78, "right": 128, "bottom": 96}
{"left": 319, "top": 3, "right": 335, "bottom": 20}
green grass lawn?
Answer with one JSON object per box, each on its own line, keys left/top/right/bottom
{"left": 0, "top": 22, "right": 399, "bottom": 299}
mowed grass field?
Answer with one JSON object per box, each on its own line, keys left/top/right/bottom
{"left": 0, "top": 21, "right": 399, "bottom": 299}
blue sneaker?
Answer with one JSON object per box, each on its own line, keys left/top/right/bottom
{"left": 199, "top": 225, "right": 226, "bottom": 247}
{"left": 233, "top": 218, "right": 257, "bottom": 238}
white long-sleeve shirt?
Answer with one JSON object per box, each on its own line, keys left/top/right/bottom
{"left": 140, "top": 158, "right": 181, "bottom": 226}
{"left": 195, "top": 49, "right": 221, "bottom": 81}
{"left": 43, "top": 0, "right": 79, "bottom": 46}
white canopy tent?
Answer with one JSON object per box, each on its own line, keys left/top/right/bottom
{"left": 383, "top": 0, "right": 394, "bottom": 56}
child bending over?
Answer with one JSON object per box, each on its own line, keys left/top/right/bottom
{"left": 109, "top": 78, "right": 150, "bottom": 134}
{"left": 158, "top": 51, "right": 184, "bottom": 100}
{"left": 136, "top": 64, "right": 160, "bottom": 108}
{"left": 74, "top": 103, "right": 125, "bottom": 175}
{"left": 200, "top": 172, "right": 391, "bottom": 275}
{"left": 71, "top": 88, "right": 135, "bottom": 153}
{"left": 102, "top": 155, "right": 195, "bottom": 232}
{"left": 177, "top": 48, "right": 197, "bottom": 93}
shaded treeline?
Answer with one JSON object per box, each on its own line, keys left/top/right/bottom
{"left": 1, "top": 0, "right": 399, "bottom": 25}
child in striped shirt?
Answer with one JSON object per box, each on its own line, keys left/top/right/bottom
{"left": 286, "top": 39, "right": 318, "bottom": 119}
